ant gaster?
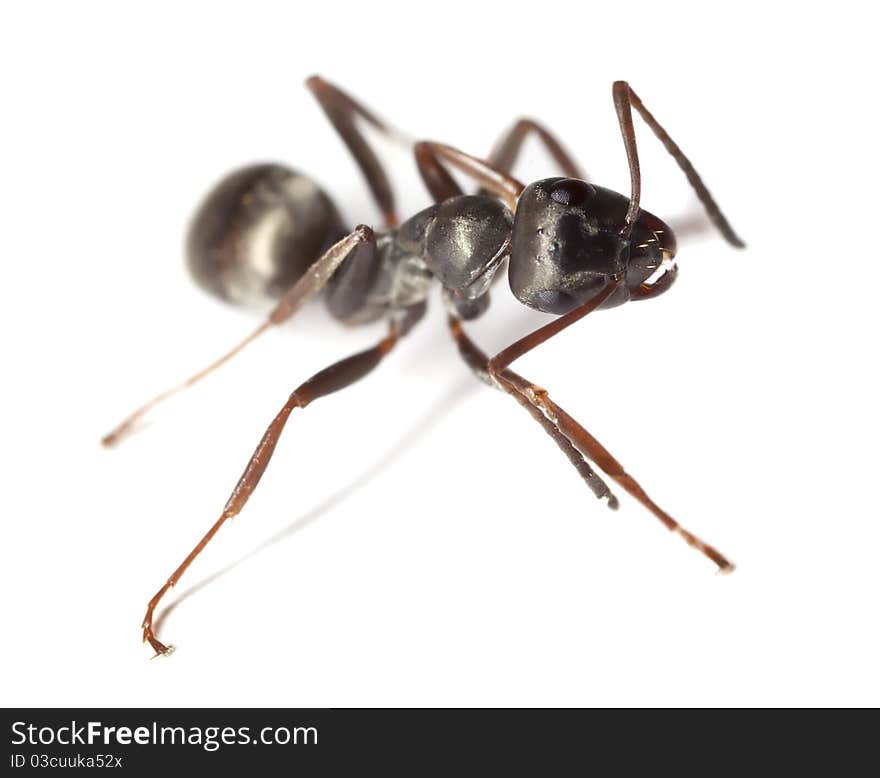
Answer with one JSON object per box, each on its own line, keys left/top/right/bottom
{"left": 101, "top": 76, "right": 745, "bottom": 657}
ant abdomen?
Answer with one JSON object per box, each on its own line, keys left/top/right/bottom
{"left": 186, "top": 164, "right": 347, "bottom": 306}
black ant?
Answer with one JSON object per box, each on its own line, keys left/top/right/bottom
{"left": 101, "top": 76, "right": 745, "bottom": 656}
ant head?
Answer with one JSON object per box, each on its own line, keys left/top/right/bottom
{"left": 509, "top": 177, "right": 673, "bottom": 314}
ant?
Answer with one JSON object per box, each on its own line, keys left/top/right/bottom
{"left": 101, "top": 76, "right": 745, "bottom": 657}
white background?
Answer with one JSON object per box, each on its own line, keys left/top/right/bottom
{"left": 2, "top": 1, "right": 877, "bottom": 707}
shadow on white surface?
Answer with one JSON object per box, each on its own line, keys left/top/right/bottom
{"left": 153, "top": 378, "right": 476, "bottom": 637}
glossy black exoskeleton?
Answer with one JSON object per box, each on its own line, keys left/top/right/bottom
{"left": 102, "top": 77, "right": 745, "bottom": 657}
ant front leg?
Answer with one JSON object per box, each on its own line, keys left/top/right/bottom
{"left": 410, "top": 144, "right": 618, "bottom": 504}
{"left": 455, "top": 279, "right": 735, "bottom": 573}
{"left": 448, "top": 316, "right": 617, "bottom": 509}
{"left": 413, "top": 144, "right": 616, "bottom": 505}
{"left": 142, "top": 301, "right": 426, "bottom": 656}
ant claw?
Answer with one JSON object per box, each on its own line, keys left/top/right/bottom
{"left": 150, "top": 645, "right": 176, "bottom": 659}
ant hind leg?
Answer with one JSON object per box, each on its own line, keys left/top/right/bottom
{"left": 142, "top": 302, "right": 426, "bottom": 656}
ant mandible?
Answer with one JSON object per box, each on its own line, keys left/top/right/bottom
{"left": 101, "top": 76, "right": 745, "bottom": 657}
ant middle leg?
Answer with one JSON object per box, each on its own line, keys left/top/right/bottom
{"left": 487, "top": 117, "right": 586, "bottom": 180}
{"left": 105, "top": 78, "right": 420, "bottom": 447}
{"left": 142, "top": 301, "right": 426, "bottom": 656}
{"left": 306, "top": 75, "right": 411, "bottom": 227}
{"left": 414, "top": 141, "right": 524, "bottom": 209}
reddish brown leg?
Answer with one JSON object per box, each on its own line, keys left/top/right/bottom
{"left": 448, "top": 316, "right": 617, "bottom": 508}
{"left": 530, "top": 394, "right": 733, "bottom": 571}
{"left": 459, "top": 277, "right": 734, "bottom": 572}
{"left": 414, "top": 141, "right": 524, "bottom": 210}
{"left": 107, "top": 78, "right": 413, "bottom": 448}
{"left": 488, "top": 117, "right": 586, "bottom": 180}
{"left": 306, "top": 75, "right": 406, "bottom": 227}
{"left": 420, "top": 142, "right": 617, "bottom": 505}
{"left": 102, "top": 226, "right": 375, "bottom": 447}
{"left": 612, "top": 81, "right": 745, "bottom": 247}
{"left": 142, "top": 305, "right": 424, "bottom": 656}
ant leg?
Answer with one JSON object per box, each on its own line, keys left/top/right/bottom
{"left": 142, "top": 303, "right": 426, "bottom": 656}
{"left": 448, "top": 316, "right": 617, "bottom": 509}
{"left": 488, "top": 118, "right": 585, "bottom": 180}
{"left": 102, "top": 226, "right": 375, "bottom": 447}
{"left": 449, "top": 278, "right": 621, "bottom": 509}
{"left": 470, "top": 278, "right": 733, "bottom": 572}
{"left": 414, "top": 141, "right": 524, "bottom": 210}
{"left": 477, "top": 119, "right": 586, "bottom": 209}
{"left": 612, "top": 81, "right": 745, "bottom": 247}
{"left": 530, "top": 392, "right": 733, "bottom": 571}
{"left": 306, "top": 75, "right": 409, "bottom": 227}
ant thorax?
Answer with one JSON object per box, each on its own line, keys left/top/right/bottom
{"left": 327, "top": 193, "right": 514, "bottom": 325}
{"left": 395, "top": 194, "right": 514, "bottom": 319}
{"left": 325, "top": 230, "right": 434, "bottom": 326}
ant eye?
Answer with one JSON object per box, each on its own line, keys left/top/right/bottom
{"left": 548, "top": 178, "right": 594, "bottom": 206}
